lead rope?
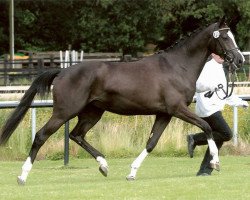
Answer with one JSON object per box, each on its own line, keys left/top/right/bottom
{"left": 216, "top": 67, "right": 235, "bottom": 100}
{"left": 212, "top": 64, "right": 236, "bottom": 100}
{"left": 204, "top": 63, "right": 236, "bottom": 99}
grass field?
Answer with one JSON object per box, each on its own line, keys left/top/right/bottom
{"left": 0, "top": 156, "right": 249, "bottom": 200}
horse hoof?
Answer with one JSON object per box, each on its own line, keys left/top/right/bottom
{"left": 126, "top": 175, "right": 135, "bottom": 181}
{"left": 210, "top": 163, "right": 220, "bottom": 171}
{"left": 99, "top": 165, "right": 108, "bottom": 177}
{"left": 17, "top": 176, "right": 25, "bottom": 186}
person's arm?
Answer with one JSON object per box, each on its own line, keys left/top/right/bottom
{"left": 196, "top": 78, "right": 218, "bottom": 93}
{"left": 196, "top": 62, "right": 218, "bottom": 93}
{"left": 225, "top": 95, "right": 249, "bottom": 108}
{"left": 196, "top": 60, "right": 227, "bottom": 97}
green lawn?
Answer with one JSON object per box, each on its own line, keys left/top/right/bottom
{"left": 0, "top": 156, "right": 250, "bottom": 200}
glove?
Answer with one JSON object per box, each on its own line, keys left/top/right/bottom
{"left": 241, "top": 101, "right": 249, "bottom": 109}
{"left": 204, "top": 85, "right": 221, "bottom": 98}
{"left": 208, "top": 84, "right": 219, "bottom": 92}
{"left": 204, "top": 91, "right": 214, "bottom": 98}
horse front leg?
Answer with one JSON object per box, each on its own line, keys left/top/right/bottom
{"left": 207, "top": 139, "right": 219, "bottom": 170}
{"left": 69, "top": 106, "right": 108, "bottom": 176}
{"left": 70, "top": 134, "right": 109, "bottom": 177}
{"left": 175, "top": 104, "right": 220, "bottom": 171}
{"left": 126, "top": 114, "right": 172, "bottom": 181}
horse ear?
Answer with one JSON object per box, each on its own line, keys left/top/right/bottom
{"left": 218, "top": 16, "right": 226, "bottom": 27}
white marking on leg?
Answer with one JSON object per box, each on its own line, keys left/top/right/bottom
{"left": 207, "top": 139, "right": 219, "bottom": 164}
{"left": 96, "top": 156, "right": 108, "bottom": 168}
{"left": 18, "top": 157, "right": 33, "bottom": 184}
{"left": 127, "top": 149, "right": 149, "bottom": 180}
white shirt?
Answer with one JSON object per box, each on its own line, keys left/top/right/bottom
{"left": 195, "top": 59, "right": 246, "bottom": 118}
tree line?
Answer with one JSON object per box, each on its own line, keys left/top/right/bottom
{"left": 0, "top": 0, "right": 250, "bottom": 56}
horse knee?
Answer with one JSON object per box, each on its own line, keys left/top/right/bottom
{"left": 146, "top": 142, "right": 155, "bottom": 153}
{"left": 33, "top": 134, "right": 46, "bottom": 147}
{"left": 224, "top": 130, "right": 233, "bottom": 141}
{"left": 69, "top": 133, "right": 76, "bottom": 140}
{"left": 146, "top": 132, "right": 163, "bottom": 153}
{"left": 69, "top": 134, "right": 83, "bottom": 145}
{"left": 203, "top": 124, "right": 213, "bottom": 139}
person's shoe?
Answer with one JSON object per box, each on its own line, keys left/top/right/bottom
{"left": 196, "top": 171, "right": 211, "bottom": 176}
{"left": 187, "top": 134, "right": 195, "bottom": 158}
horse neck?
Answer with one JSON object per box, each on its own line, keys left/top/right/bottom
{"left": 171, "top": 29, "right": 212, "bottom": 81}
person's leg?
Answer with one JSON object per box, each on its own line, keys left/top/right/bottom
{"left": 193, "top": 111, "right": 232, "bottom": 145}
{"left": 187, "top": 111, "right": 232, "bottom": 175}
{"left": 187, "top": 111, "right": 232, "bottom": 157}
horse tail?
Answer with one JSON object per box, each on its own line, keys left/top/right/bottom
{"left": 0, "top": 69, "right": 61, "bottom": 145}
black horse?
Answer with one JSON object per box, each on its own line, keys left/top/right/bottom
{"left": 0, "top": 18, "right": 244, "bottom": 184}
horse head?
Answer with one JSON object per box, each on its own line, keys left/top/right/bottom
{"left": 210, "top": 17, "right": 245, "bottom": 70}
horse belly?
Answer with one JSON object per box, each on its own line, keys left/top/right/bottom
{"left": 92, "top": 94, "right": 161, "bottom": 115}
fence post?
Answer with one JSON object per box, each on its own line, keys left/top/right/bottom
{"left": 50, "top": 54, "right": 55, "bottom": 68}
{"left": 4, "top": 54, "right": 9, "bottom": 85}
{"left": 28, "top": 52, "right": 33, "bottom": 68}
{"left": 233, "top": 106, "right": 238, "bottom": 146}
{"left": 31, "top": 108, "right": 36, "bottom": 143}
{"left": 65, "top": 51, "right": 69, "bottom": 68}
{"left": 64, "top": 121, "right": 70, "bottom": 165}
{"left": 37, "top": 58, "right": 44, "bottom": 75}
{"left": 80, "top": 50, "right": 84, "bottom": 62}
{"left": 60, "top": 51, "right": 63, "bottom": 68}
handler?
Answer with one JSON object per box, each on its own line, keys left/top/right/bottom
{"left": 187, "top": 53, "right": 249, "bottom": 176}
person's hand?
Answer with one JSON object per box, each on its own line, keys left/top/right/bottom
{"left": 210, "top": 84, "right": 222, "bottom": 92}
{"left": 242, "top": 101, "right": 249, "bottom": 109}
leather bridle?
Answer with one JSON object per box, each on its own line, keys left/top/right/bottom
{"left": 204, "top": 27, "right": 240, "bottom": 99}
{"left": 213, "top": 27, "right": 240, "bottom": 70}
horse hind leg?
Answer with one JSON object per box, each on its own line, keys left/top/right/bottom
{"left": 17, "top": 115, "right": 66, "bottom": 185}
{"left": 127, "top": 114, "right": 172, "bottom": 181}
{"left": 69, "top": 106, "right": 108, "bottom": 176}
{"left": 174, "top": 104, "right": 220, "bottom": 171}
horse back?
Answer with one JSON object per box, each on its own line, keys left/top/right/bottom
{"left": 52, "top": 57, "right": 195, "bottom": 115}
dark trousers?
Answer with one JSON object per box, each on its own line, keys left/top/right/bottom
{"left": 193, "top": 111, "right": 233, "bottom": 174}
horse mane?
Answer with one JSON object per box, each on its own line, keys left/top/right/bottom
{"left": 155, "top": 26, "right": 207, "bottom": 54}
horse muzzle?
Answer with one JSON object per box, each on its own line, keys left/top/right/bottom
{"left": 224, "top": 50, "right": 244, "bottom": 70}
